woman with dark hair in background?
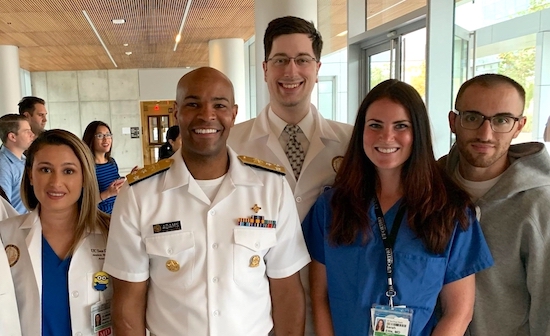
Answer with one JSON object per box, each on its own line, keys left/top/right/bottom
{"left": 158, "top": 125, "right": 181, "bottom": 160}
{"left": 303, "top": 79, "right": 494, "bottom": 336}
{"left": 82, "top": 121, "right": 127, "bottom": 214}
{"left": 0, "top": 129, "right": 111, "bottom": 336}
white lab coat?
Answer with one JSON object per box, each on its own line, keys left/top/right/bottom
{"left": 228, "top": 105, "right": 353, "bottom": 335}
{"left": 228, "top": 105, "right": 353, "bottom": 221}
{"left": 0, "top": 210, "right": 111, "bottom": 336}
{"left": 0, "top": 198, "right": 22, "bottom": 336}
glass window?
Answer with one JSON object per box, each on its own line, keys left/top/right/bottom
{"left": 318, "top": 77, "right": 336, "bottom": 120}
{"left": 454, "top": 0, "right": 550, "bottom": 143}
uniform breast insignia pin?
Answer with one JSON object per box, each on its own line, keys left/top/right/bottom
{"left": 166, "top": 259, "right": 180, "bottom": 272}
{"left": 332, "top": 156, "right": 344, "bottom": 173}
{"left": 238, "top": 204, "right": 277, "bottom": 228}
{"left": 93, "top": 271, "right": 110, "bottom": 291}
{"left": 249, "top": 255, "right": 261, "bottom": 268}
{"left": 5, "top": 244, "right": 20, "bottom": 267}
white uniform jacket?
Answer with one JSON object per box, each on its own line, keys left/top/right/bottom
{"left": 228, "top": 105, "right": 353, "bottom": 221}
{"left": 0, "top": 199, "right": 22, "bottom": 336}
{"left": 104, "top": 147, "right": 311, "bottom": 336}
{"left": 0, "top": 210, "right": 111, "bottom": 336}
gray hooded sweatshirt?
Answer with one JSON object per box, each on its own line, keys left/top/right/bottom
{"left": 440, "top": 142, "right": 550, "bottom": 336}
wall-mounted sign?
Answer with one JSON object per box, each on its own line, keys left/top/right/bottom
{"left": 130, "top": 127, "right": 140, "bottom": 138}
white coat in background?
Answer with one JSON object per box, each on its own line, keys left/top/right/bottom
{"left": 228, "top": 105, "right": 353, "bottom": 221}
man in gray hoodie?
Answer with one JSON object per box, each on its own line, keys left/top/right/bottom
{"left": 440, "top": 73, "right": 550, "bottom": 336}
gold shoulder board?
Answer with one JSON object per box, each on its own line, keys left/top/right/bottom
{"left": 238, "top": 155, "right": 286, "bottom": 176}
{"left": 126, "top": 158, "right": 173, "bottom": 186}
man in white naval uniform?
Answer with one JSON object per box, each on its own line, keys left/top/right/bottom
{"left": 228, "top": 16, "right": 353, "bottom": 335}
{"left": 104, "top": 67, "right": 310, "bottom": 336}
{"left": 0, "top": 198, "right": 22, "bottom": 336}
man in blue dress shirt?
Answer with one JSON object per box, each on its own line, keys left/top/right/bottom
{"left": 0, "top": 114, "right": 35, "bottom": 214}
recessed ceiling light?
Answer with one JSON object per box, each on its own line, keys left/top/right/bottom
{"left": 123, "top": 43, "right": 129, "bottom": 47}
{"left": 336, "top": 30, "right": 348, "bottom": 37}
{"left": 112, "top": 19, "right": 126, "bottom": 24}
{"left": 125, "top": 51, "right": 132, "bottom": 56}
{"left": 185, "top": 66, "right": 190, "bottom": 69}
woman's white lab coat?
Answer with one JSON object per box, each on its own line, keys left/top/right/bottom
{"left": 0, "top": 210, "right": 111, "bottom": 336}
{"left": 0, "top": 198, "right": 22, "bottom": 336}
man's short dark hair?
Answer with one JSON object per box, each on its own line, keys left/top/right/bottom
{"left": 0, "top": 114, "right": 27, "bottom": 143}
{"left": 455, "top": 74, "right": 526, "bottom": 112}
{"left": 263, "top": 16, "right": 323, "bottom": 61}
{"left": 18, "top": 96, "right": 46, "bottom": 116}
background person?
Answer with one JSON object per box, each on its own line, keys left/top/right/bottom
{"left": 0, "top": 129, "right": 111, "bottom": 336}
{"left": 158, "top": 125, "right": 181, "bottom": 160}
{"left": 18, "top": 96, "right": 48, "bottom": 136}
{"left": 303, "top": 79, "right": 494, "bottom": 336}
{"left": 0, "top": 114, "right": 35, "bottom": 214}
{"left": 82, "top": 121, "right": 131, "bottom": 214}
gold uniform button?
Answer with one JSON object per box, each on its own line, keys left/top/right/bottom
{"left": 166, "top": 259, "right": 180, "bottom": 272}
{"left": 249, "top": 255, "right": 260, "bottom": 267}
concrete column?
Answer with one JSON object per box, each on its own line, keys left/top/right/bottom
{"left": 426, "top": 0, "right": 454, "bottom": 158}
{"left": 209, "top": 38, "right": 247, "bottom": 123}
{"left": 0, "top": 45, "right": 22, "bottom": 116}
{"left": 254, "top": 0, "right": 318, "bottom": 116}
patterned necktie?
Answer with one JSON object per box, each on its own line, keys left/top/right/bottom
{"left": 284, "top": 124, "right": 305, "bottom": 180}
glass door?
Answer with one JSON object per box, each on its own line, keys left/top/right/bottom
{"left": 364, "top": 27, "right": 426, "bottom": 94}
{"left": 139, "top": 101, "right": 176, "bottom": 165}
{"left": 366, "top": 40, "right": 398, "bottom": 91}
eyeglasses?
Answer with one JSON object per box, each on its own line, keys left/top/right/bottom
{"left": 267, "top": 55, "right": 317, "bottom": 68}
{"left": 453, "top": 110, "right": 522, "bottom": 133}
{"left": 94, "top": 133, "right": 113, "bottom": 139}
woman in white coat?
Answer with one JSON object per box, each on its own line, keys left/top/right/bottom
{"left": 0, "top": 129, "right": 111, "bottom": 336}
{"left": 0, "top": 198, "right": 21, "bottom": 336}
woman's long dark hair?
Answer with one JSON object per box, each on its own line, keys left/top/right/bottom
{"left": 330, "top": 79, "right": 474, "bottom": 254}
{"left": 82, "top": 121, "right": 113, "bottom": 162}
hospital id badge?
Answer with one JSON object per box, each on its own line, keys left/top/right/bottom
{"left": 370, "top": 305, "right": 413, "bottom": 336}
{"left": 91, "top": 299, "right": 113, "bottom": 336}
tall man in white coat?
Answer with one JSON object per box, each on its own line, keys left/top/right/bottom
{"left": 0, "top": 198, "right": 22, "bottom": 336}
{"left": 228, "top": 16, "right": 353, "bottom": 335}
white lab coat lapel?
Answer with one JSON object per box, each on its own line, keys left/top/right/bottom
{"left": 248, "top": 107, "right": 296, "bottom": 188}
{"left": 21, "top": 210, "right": 43, "bottom": 299}
{"left": 300, "top": 106, "right": 340, "bottom": 175}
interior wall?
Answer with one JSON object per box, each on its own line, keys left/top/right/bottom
{"left": 30, "top": 67, "right": 194, "bottom": 174}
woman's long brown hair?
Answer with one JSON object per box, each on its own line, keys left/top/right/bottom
{"left": 330, "top": 79, "right": 474, "bottom": 254}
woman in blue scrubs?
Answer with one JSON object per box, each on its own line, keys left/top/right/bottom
{"left": 303, "top": 79, "right": 494, "bottom": 336}
{"left": 0, "top": 129, "right": 111, "bottom": 336}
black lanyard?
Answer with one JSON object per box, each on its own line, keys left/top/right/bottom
{"left": 373, "top": 197, "right": 406, "bottom": 308}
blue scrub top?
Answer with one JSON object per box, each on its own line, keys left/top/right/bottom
{"left": 42, "top": 235, "right": 72, "bottom": 336}
{"left": 303, "top": 189, "right": 494, "bottom": 336}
